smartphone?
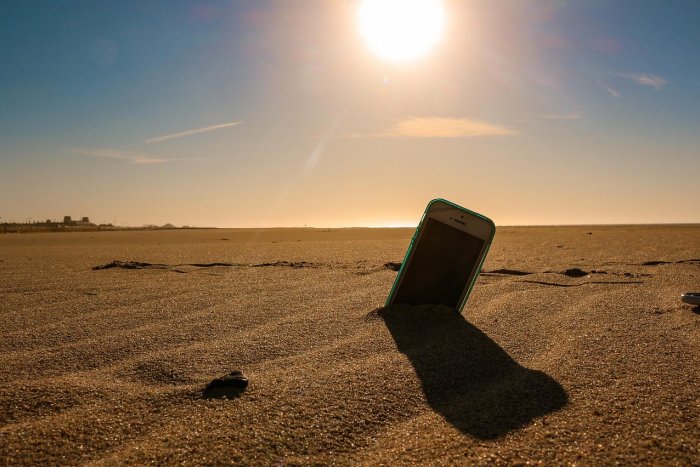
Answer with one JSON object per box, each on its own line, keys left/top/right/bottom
{"left": 386, "top": 198, "right": 496, "bottom": 312}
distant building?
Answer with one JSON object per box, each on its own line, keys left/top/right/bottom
{"left": 61, "top": 215, "right": 95, "bottom": 227}
{"left": 1, "top": 215, "right": 96, "bottom": 233}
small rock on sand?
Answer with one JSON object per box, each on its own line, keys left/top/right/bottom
{"left": 204, "top": 371, "right": 249, "bottom": 398}
{"left": 383, "top": 262, "right": 402, "bottom": 271}
{"left": 562, "top": 268, "right": 588, "bottom": 278}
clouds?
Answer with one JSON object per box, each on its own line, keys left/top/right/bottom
{"left": 66, "top": 120, "right": 241, "bottom": 167}
{"left": 617, "top": 73, "right": 667, "bottom": 90}
{"left": 145, "top": 121, "right": 242, "bottom": 143}
{"left": 68, "top": 148, "right": 203, "bottom": 165}
{"left": 539, "top": 112, "right": 582, "bottom": 120}
{"left": 597, "top": 80, "right": 621, "bottom": 98}
{"left": 69, "top": 148, "right": 167, "bottom": 164}
{"left": 346, "top": 117, "right": 516, "bottom": 139}
{"left": 599, "top": 72, "right": 668, "bottom": 97}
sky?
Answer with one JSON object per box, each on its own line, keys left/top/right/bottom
{"left": 1, "top": 0, "right": 699, "bottom": 227}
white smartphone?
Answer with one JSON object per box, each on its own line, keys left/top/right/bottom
{"left": 386, "top": 198, "right": 496, "bottom": 312}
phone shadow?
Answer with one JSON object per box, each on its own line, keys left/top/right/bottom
{"left": 378, "top": 305, "right": 568, "bottom": 439}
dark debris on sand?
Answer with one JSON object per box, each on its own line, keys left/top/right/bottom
{"left": 252, "top": 261, "right": 319, "bottom": 269}
{"left": 92, "top": 260, "right": 321, "bottom": 272}
{"left": 383, "top": 262, "right": 402, "bottom": 271}
{"left": 561, "top": 268, "right": 589, "bottom": 278}
{"left": 483, "top": 269, "right": 533, "bottom": 276}
{"left": 203, "top": 371, "right": 249, "bottom": 399}
{"left": 92, "top": 260, "right": 170, "bottom": 271}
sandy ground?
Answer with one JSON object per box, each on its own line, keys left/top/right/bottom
{"left": 1, "top": 226, "right": 699, "bottom": 465}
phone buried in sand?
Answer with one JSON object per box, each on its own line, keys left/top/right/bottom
{"left": 386, "top": 198, "right": 496, "bottom": 312}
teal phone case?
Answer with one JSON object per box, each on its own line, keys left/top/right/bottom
{"left": 385, "top": 198, "right": 496, "bottom": 312}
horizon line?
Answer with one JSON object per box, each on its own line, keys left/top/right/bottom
{"left": 96, "top": 222, "right": 700, "bottom": 229}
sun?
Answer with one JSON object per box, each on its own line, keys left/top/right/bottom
{"left": 358, "top": 0, "right": 445, "bottom": 61}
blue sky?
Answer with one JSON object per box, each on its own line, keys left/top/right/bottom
{"left": 1, "top": 1, "right": 698, "bottom": 226}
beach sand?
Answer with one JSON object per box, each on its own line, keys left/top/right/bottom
{"left": 1, "top": 225, "right": 699, "bottom": 464}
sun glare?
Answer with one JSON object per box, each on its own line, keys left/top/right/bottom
{"left": 359, "top": 0, "right": 445, "bottom": 61}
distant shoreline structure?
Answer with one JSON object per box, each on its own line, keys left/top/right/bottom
{"left": 0, "top": 216, "right": 198, "bottom": 234}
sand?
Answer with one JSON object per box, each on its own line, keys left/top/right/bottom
{"left": 1, "top": 225, "right": 699, "bottom": 464}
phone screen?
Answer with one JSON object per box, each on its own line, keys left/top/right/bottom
{"left": 393, "top": 218, "right": 485, "bottom": 308}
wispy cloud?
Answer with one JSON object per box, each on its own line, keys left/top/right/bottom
{"left": 597, "top": 80, "right": 621, "bottom": 98}
{"left": 68, "top": 148, "right": 201, "bottom": 165}
{"left": 513, "top": 112, "right": 583, "bottom": 124}
{"left": 345, "top": 117, "right": 516, "bottom": 139}
{"left": 539, "top": 112, "right": 582, "bottom": 120}
{"left": 617, "top": 73, "right": 667, "bottom": 90}
{"left": 145, "top": 121, "right": 242, "bottom": 143}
